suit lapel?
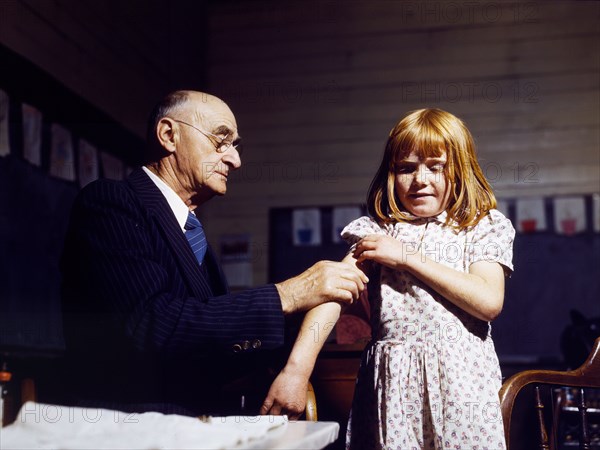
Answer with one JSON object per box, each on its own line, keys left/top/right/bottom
{"left": 127, "top": 168, "right": 218, "bottom": 299}
{"left": 204, "top": 246, "right": 228, "bottom": 296}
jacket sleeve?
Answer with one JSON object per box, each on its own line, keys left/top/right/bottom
{"left": 61, "top": 180, "right": 285, "bottom": 359}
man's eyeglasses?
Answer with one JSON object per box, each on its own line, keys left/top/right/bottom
{"left": 171, "top": 118, "right": 242, "bottom": 155}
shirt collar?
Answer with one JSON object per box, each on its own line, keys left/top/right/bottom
{"left": 142, "top": 166, "right": 190, "bottom": 232}
{"left": 432, "top": 210, "right": 448, "bottom": 223}
{"left": 399, "top": 209, "right": 449, "bottom": 224}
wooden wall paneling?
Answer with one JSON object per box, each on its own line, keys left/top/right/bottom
{"left": 209, "top": 1, "right": 593, "bottom": 43}
{"left": 0, "top": 0, "right": 211, "bottom": 137}
{"left": 204, "top": 0, "right": 599, "bottom": 298}
{"left": 209, "top": 19, "right": 599, "bottom": 69}
{"left": 216, "top": 87, "right": 598, "bottom": 138}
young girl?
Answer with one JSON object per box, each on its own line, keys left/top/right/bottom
{"left": 342, "top": 108, "right": 515, "bottom": 449}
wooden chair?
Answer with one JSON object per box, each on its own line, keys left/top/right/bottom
{"left": 305, "top": 381, "right": 318, "bottom": 421}
{"left": 499, "top": 337, "right": 600, "bottom": 449}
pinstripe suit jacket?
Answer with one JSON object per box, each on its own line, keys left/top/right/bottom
{"left": 61, "top": 168, "right": 285, "bottom": 415}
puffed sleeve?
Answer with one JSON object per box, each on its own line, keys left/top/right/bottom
{"left": 340, "top": 216, "right": 387, "bottom": 250}
{"left": 467, "top": 209, "right": 516, "bottom": 275}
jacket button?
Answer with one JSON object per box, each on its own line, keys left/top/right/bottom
{"left": 231, "top": 344, "right": 242, "bottom": 353}
{"left": 252, "top": 339, "right": 261, "bottom": 349}
{"left": 242, "top": 340, "right": 251, "bottom": 350}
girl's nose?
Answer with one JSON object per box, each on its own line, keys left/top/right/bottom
{"left": 415, "top": 165, "right": 432, "bottom": 185}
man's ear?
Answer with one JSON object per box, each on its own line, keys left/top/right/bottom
{"left": 156, "top": 118, "right": 177, "bottom": 153}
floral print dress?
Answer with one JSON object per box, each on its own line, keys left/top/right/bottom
{"left": 342, "top": 209, "right": 515, "bottom": 450}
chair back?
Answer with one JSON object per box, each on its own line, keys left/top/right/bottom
{"left": 499, "top": 337, "right": 600, "bottom": 449}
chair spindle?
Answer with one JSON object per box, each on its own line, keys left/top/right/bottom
{"left": 534, "top": 385, "right": 550, "bottom": 450}
{"left": 499, "top": 337, "right": 600, "bottom": 450}
{"left": 577, "top": 388, "right": 590, "bottom": 450}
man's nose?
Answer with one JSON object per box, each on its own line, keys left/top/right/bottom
{"left": 223, "top": 148, "right": 242, "bottom": 169}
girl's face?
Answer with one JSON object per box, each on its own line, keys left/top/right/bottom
{"left": 394, "top": 150, "right": 451, "bottom": 218}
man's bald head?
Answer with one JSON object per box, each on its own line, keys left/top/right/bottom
{"left": 144, "top": 90, "right": 234, "bottom": 164}
{"left": 146, "top": 91, "right": 227, "bottom": 139}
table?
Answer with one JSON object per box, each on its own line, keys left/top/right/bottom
{"left": 242, "top": 420, "right": 339, "bottom": 449}
{"left": 0, "top": 402, "right": 339, "bottom": 450}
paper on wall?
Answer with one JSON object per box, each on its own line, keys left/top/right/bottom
{"left": 22, "top": 103, "right": 42, "bottom": 166}
{"left": 220, "top": 234, "right": 253, "bottom": 287}
{"left": 0, "top": 90, "right": 10, "bottom": 157}
{"left": 78, "top": 139, "right": 99, "bottom": 187}
{"left": 593, "top": 194, "right": 600, "bottom": 233}
{"left": 515, "top": 197, "right": 547, "bottom": 233}
{"left": 553, "top": 196, "right": 586, "bottom": 235}
{"left": 293, "top": 208, "right": 321, "bottom": 246}
{"left": 49, "top": 123, "right": 76, "bottom": 181}
{"left": 332, "top": 206, "right": 362, "bottom": 243}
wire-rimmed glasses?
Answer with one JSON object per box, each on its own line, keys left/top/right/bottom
{"left": 171, "top": 118, "right": 242, "bottom": 155}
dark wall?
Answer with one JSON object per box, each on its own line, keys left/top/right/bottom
{"left": 0, "top": 44, "right": 143, "bottom": 356}
{"left": 0, "top": 156, "right": 76, "bottom": 352}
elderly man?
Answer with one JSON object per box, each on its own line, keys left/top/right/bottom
{"left": 61, "top": 90, "right": 367, "bottom": 417}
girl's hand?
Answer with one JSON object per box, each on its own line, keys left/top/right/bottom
{"left": 353, "top": 234, "right": 415, "bottom": 269}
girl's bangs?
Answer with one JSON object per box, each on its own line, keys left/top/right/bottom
{"left": 392, "top": 123, "right": 447, "bottom": 161}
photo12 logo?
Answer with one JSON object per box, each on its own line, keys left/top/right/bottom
{"left": 401, "top": 81, "right": 539, "bottom": 104}
{"left": 393, "top": 1, "right": 539, "bottom": 25}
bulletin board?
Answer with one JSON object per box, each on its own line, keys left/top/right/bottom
{"left": 268, "top": 205, "right": 366, "bottom": 283}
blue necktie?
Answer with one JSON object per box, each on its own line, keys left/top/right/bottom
{"left": 184, "top": 212, "right": 207, "bottom": 266}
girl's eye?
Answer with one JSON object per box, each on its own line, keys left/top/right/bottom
{"left": 430, "top": 164, "right": 445, "bottom": 173}
{"left": 395, "top": 166, "right": 414, "bottom": 174}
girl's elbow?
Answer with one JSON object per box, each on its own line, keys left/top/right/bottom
{"left": 483, "top": 298, "right": 504, "bottom": 322}
{"left": 484, "top": 309, "right": 501, "bottom": 322}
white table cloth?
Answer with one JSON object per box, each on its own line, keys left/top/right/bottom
{"left": 0, "top": 402, "right": 339, "bottom": 450}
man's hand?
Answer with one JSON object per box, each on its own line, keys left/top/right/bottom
{"left": 259, "top": 369, "right": 308, "bottom": 420}
{"left": 275, "top": 260, "right": 368, "bottom": 314}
